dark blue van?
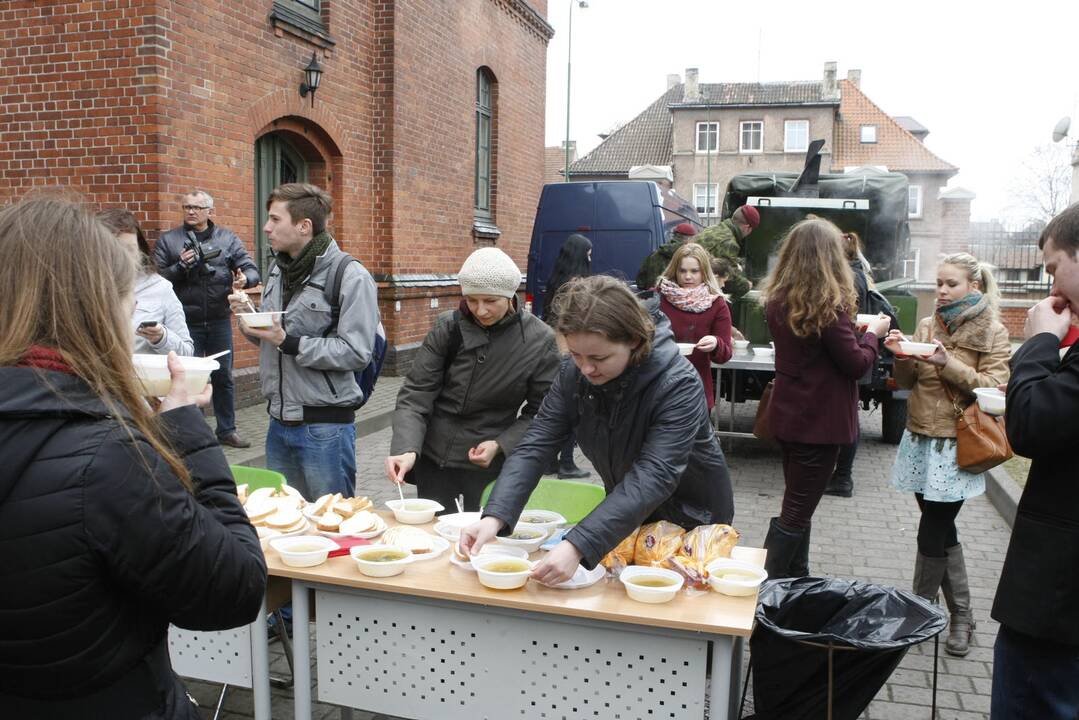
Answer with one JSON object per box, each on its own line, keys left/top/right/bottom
{"left": 525, "top": 181, "right": 700, "bottom": 317}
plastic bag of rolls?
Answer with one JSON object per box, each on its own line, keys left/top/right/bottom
{"left": 599, "top": 520, "right": 741, "bottom": 588}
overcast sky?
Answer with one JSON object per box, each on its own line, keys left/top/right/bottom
{"left": 543, "top": 0, "right": 1079, "bottom": 222}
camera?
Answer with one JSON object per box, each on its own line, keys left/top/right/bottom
{"left": 183, "top": 231, "right": 223, "bottom": 276}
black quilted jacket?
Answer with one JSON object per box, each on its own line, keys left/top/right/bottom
{"left": 0, "top": 369, "right": 267, "bottom": 718}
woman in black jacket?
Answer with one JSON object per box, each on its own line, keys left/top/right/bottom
{"left": 461, "top": 275, "right": 734, "bottom": 584}
{"left": 0, "top": 197, "right": 267, "bottom": 720}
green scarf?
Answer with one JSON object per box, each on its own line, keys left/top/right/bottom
{"left": 936, "top": 292, "right": 985, "bottom": 334}
{"left": 276, "top": 231, "right": 332, "bottom": 308}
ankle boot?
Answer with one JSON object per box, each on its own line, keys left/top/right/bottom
{"left": 912, "top": 551, "right": 948, "bottom": 602}
{"left": 940, "top": 544, "right": 975, "bottom": 657}
{"left": 763, "top": 517, "right": 806, "bottom": 579}
{"left": 788, "top": 523, "right": 811, "bottom": 577}
{"left": 823, "top": 472, "right": 853, "bottom": 497}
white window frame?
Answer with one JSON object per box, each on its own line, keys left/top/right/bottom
{"left": 739, "top": 120, "right": 763, "bottom": 153}
{"left": 908, "top": 185, "right": 923, "bottom": 219}
{"left": 784, "top": 120, "right": 809, "bottom": 152}
{"left": 902, "top": 247, "right": 921, "bottom": 281}
{"left": 694, "top": 183, "right": 719, "bottom": 217}
{"left": 860, "top": 124, "right": 878, "bottom": 143}
{"left": 695, "top": 121, "right": 718, "bottom": 153}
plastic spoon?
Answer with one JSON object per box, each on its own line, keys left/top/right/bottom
{"left": 204, "top": 349, "right": 231, "bottom": 361}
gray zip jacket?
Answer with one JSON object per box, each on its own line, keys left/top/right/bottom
{"left": 132, "top": 273, "right": 194, "bottom": 356}
{"left": 252, "top": 240, "right": 380, "bottom": 423}
{"left": 390, "top": 303, "right": 560, "bottom": 470}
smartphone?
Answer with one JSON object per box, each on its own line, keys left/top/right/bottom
{"left": 138, "top": 321, "right": 159, "bottom": 329}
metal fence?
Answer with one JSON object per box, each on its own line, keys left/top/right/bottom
{"left": 969, "top": 222, "right": 1050, "bottom": 295}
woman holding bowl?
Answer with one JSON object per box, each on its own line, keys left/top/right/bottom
{"left": 385, "top": 247, "right": 561, "bottom": 512}
{"left": 759, "top": 218, "right": 890, "bottom": 579}
{"left": 884, "top": 252, "right": 1010, "bottom": 657}
{"left": 461, "top": 275, "right": 734, "bottom": 585}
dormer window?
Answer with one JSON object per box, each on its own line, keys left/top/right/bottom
{"left": 860, "top": 125, "right": 877, "bottom": 143}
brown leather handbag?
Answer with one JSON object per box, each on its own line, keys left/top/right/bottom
{"left": 938, "top": 371, "right": 1012, "bottom": 473}
{"left": 752, "top": 381, "right": 775, "bottom": 441}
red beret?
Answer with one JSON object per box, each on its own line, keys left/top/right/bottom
{"left": 740, "top": 205, "right": 761, "bottom": 229}
{"left": 673, "top": 222, "right": 698, "bottom": 236}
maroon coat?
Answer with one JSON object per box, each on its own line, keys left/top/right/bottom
{"left": 658, "top": 295, "right": 733, "bottom": 409}
{"left": 766, "top": 298, "right": 879, "bottom": 444}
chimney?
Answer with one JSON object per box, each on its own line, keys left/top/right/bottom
{"left": 683, "top": 67, "right": 700, "bottom": 102}
{"left": 667, "top": 73, "right": 681, "bottom": 90}
{"left": 847, "top": 69, "right": 861, "bottom": 88}
{"left": 822, "top": 61, "right": 838, "bottom": 100}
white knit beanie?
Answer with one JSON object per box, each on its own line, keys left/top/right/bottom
{"left": 458, "top": 247, "right": 522, "bottom": 299}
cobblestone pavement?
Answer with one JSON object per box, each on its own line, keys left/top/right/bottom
{"left": 191, "top": 395, "right": 1008, "bottom": 719}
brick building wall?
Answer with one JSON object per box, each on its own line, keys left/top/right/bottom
{"left": 0, "top": 0, "right": 552, "bottom": 399}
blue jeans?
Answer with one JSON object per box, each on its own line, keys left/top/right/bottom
{"left": 189, "top": 318, "right": 235, "bottom": 438}
{"left": 265, "top": 419, "right": 356, "bottom": 499}
{"left": 991, "top": 624, "right": 1079, "bottom": 719}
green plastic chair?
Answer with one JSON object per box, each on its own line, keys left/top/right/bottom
{"left": 230, "top": 465, "right": 286, "bottom": 491}
{"left": 480, "top": 478, "right": 605, "bottom": 525}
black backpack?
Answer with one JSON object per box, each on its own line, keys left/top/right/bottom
{"left": 323, "top": 254, "right": 387, "bottom": 408}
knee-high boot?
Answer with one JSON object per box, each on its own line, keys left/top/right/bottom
{"left": 763, "top": 517, "right": 806, "bottom": 579}
{"left": 940, "top": 544, "right": 975, "bottom": 657}
{"left": 912, "top": 551, "right": 948, "bottom": 602}
{"left": 787, "top": 522, "right": 811, "bottom": 577}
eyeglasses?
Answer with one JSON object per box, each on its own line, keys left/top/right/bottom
{"left": 182, "top": 205, "right": 211, "bottom": 211}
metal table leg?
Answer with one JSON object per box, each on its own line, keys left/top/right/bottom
{"left": 250, "top": 596, "right": 271, "bottom": 720}
{"left": 710, "top": 635, "right": 734, "bottom": 719}
{"left": 292, "top": 581, "right": 312, "bottom": 720}
{"left": 728, "top": 635, "right": 745, "bottom": 720}
{"left": 728, "top": 369, "right": 739, "bottom": 452}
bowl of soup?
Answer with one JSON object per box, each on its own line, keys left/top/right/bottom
{"left": 132, "top": 353, "right": 219, "bottom": 398}
{"left": 897, "top": 341, "right": 937, "bottom": 357}
{"left": 619, "top": 566, "right": 684, "bottom": 603}
{"left": 351, "top": 544, "right": 414, "bottom": 577}
{"left": 705, "top": 558, "right": 768, "bottom": 597}
{"left": 855, "top": 313, "right": 880, "bottom": 329}
{"left": 515, "top": 510, "right": 567, "bottom": 533}
{"left": 268, "top": 535, "right": 337, "bottom": 568}
{"left": 472, "top": 554, "right": 534, "bottom": 590}
{"left": 973, "top": 387, "right": 1006, "bottom": 416}
{"left": 676, "top": 342, "right": 696, "bottom": 356}
{"left": 235, "top": 310, "right": 286, "bottom": 328}
{"left": 495, "top": 524, "right": 549, "bottom": 553}
{"left": 385, "top": 498, "right": 444, "bottom": 525}
{"left": 733, "top": 339, "right": 750, "bottom": 353}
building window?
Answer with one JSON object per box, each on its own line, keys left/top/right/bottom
{"left": 908, "top": 185, "right": 923, "bottom": 219}
{"left": 860, "top": 124, "right": 878, "bottom": 143}
{"left": 902, "top": 247, "right": 921, "bottom": 281}
{"left": 270, "top": 0, "right": 332, "bottom": 45}
{"left": 696, "top": 122, "right": 718, "bottom": 153}
{"left": 475, "top": 69, "right": 494, "bottom": 219}
{"left": 694, "top": 183, "right": 718, "bottom": 216}
{"left": 784, "top": 120, "right": 809, "bottom": 152}
{"left": 740, "top": 121, "right": 763, "bottom": 153}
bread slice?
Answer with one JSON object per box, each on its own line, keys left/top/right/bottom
{"left": 317, "top": 511, "right": 343, "bottom": 533}
{"left": 348, "top": 496, "right": 373, "bottom": 513}
{"left": 266, "top": 507, "right": 303, "bottom": 530}
{"left": 236, "top": 483, "right": 249, "bottom": 505}
{"left": 245, "top": 501, "right": 275, "bottom": 525}
{"left": 332, "top": 500, "right": 357, "bottom": 518}
{"left": 339, "top": 510, "right": 381, "bottom": 536}
{"left": 278, "top": 517, "right": 308, "bottom": 534}
{"left": 310, "top": 493, "right": 340, "bottom": 516}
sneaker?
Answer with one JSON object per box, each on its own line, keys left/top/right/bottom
{"left": 219, "top": 432, "right": 252, "bottom": 449}
{"left": 557, "top": 466, "right": 591, "bottom": 480}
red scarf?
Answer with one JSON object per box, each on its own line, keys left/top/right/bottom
{"left": 16, "top": 345, "right": 75, "bottom": 374}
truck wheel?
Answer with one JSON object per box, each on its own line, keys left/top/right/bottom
{"left": 881, "top": 396, "right": 907, "bottom": 445}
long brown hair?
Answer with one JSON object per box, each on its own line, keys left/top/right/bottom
{"left": 759, "top": 218, "right": 858, "bottom": 338}
{"left": 96, "top": 207, "right": 155, "bottom": 275}
{"left": 0, "top": 195, "right": 192, "bottom": 488}
{"left": 661, "top": 242, "right": 723, "bottom": 294}
{"left": 550, "top": 275, "right": 655, "bottom": 366}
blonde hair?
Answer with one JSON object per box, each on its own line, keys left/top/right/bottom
{"left": 759, "top": 218, "right": 858, "bottom": 338}
{"left": 0, "top": 194, "right": 192, "bottom": 489}
{"left": 661, "top": 243, "right": 723, "bottom": 294}
{"left": 940, "top": 252, "right": 999, "bottom": 311}
{"left": 550, "top": 275, "right": 655, "bottom": 366}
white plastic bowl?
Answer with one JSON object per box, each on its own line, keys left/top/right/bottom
{"left": 897, "top": 341, "right": 937, "bottom": 357}
{"left": 855, "top": 313, "right": 879, "bottom": 328}
{"left": 973, "top": 387, "right": 1006, "bottom": 416}
{"left": 752, "top": 347, "right": 775, "bottom": 359}
{"left": 495, "top": 525, "right": 549, "bottom": 553}
{"left": 706, "top": 558, "right": 768, "bottom": 597}
{"left": 236, "top": 310, "right": 286, "bottom": 328}
{"left": 437, "top": 511, "right": 483, "bottom": 531}
{"left": 132, "top": 353, "right": 219, "bottom": 397}
{"left": 515, "top": 510, "right": 567, "bottom": 533}
{"left": 351, "top": 544, "right": 414, "bottom": 577}
{"left": 457, "top": 544, "right": 529, "bottom": 572}
{"left": 733, "top": 339, "right": 750, "bottom": 352}
{"left": 385, "top": 498, "right": 444, "bottom": 524}
{"left": 619, "top": 565, "right": 684, "bottom": 604}
{"left": 676, "top": 342, "right": 695, "bottom": 356}
{"left": 472, "top": 554, "right": 534, "bottom": 590}
{"left": 268, "top": 535, "right": 336, "bottom": 568}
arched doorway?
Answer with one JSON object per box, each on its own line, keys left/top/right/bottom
{"left": 254, "top": 132, "right": 309, "bottom": 271}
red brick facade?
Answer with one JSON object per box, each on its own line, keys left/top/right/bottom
{"left": 0, "top": 0, "right": 552, "bottom": 400}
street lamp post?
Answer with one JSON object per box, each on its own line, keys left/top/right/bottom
{"left": 565, "top": 0, "right": 588, "bottom": 182}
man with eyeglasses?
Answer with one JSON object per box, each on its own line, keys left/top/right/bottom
{"left": 154, "top": 190, "right": 260, "bottom": 449}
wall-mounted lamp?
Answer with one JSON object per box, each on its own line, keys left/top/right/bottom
{"left": 299, "top": 52, "right": 323, "bottom": 108}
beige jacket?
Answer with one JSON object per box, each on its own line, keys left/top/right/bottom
{"left": 893, "top": 305, "right": 1011, "bottom": 438}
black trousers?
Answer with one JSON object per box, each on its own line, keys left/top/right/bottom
{"left": 409, "top": 454, "right": 501, "bottom": 514}
{"left": 778, "top": 440, "right": 840, "bottom": 529}
{"left": 915, "top": 493, "right": 964, "bottom": 556}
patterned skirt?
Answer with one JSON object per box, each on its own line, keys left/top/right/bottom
{"left": 890, "top": 429, "right": 986, "bottom": 502}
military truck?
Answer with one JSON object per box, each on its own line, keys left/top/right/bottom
{"left": 719, "top": 142, "right": 917, "bottom": 443}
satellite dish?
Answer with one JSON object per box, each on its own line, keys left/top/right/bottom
{"left": 1052, "top": 116, "right": 1071, "bottom": 143}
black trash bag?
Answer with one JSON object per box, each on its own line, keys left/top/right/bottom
{"left": 748, "top": 577, "right": 946, "bottom": 720}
